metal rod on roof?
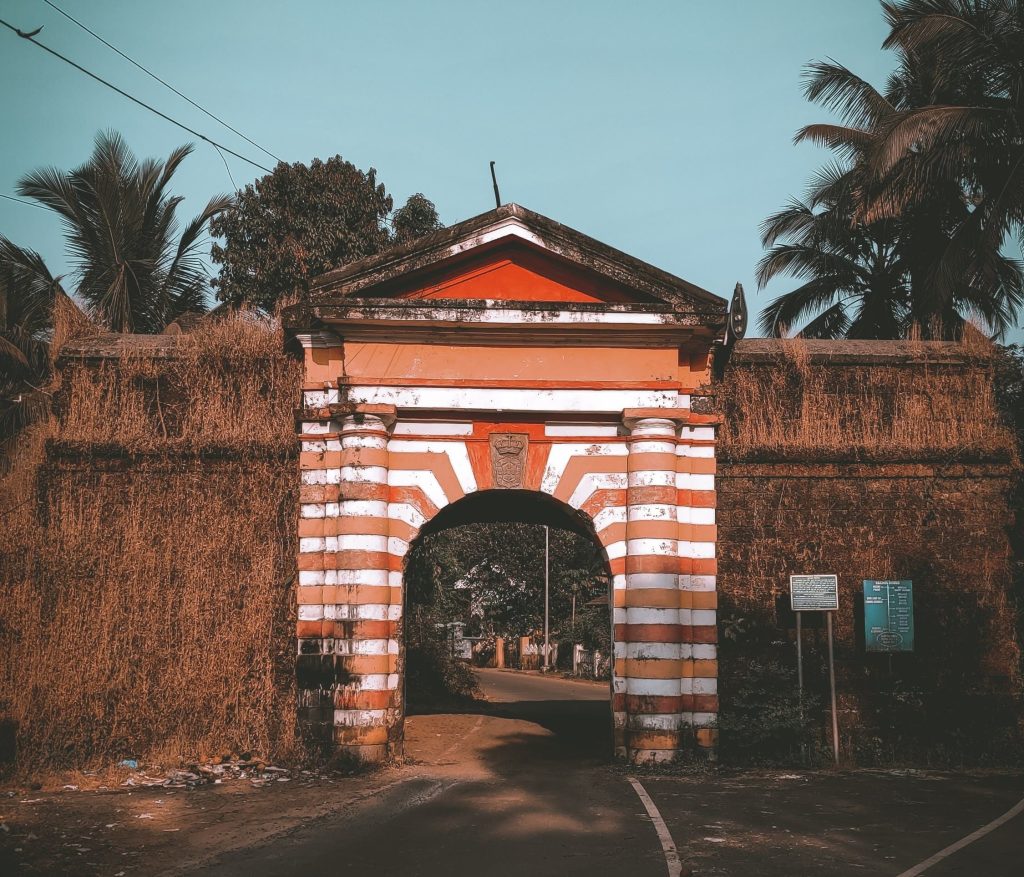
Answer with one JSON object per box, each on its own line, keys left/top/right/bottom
{"left": 490, "top": 161, "right": 502, "bottom": 208}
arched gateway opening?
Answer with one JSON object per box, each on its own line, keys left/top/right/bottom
{"left": 287, "top": 204, "right": 727, "bottom": 764}
{"left": 402, "top": 490, "right": 614, "bottom": 750}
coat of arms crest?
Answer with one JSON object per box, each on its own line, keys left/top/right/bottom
{"left": 489, "top": 433, "right": 528, "bottom": 488}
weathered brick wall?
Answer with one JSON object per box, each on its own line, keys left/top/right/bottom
{"left": 714, "top": 340, "right": 1021, "bottom": 763}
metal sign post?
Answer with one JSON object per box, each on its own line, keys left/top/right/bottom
{"left": 790, "top": 575, "right": 841, "bottom": 766}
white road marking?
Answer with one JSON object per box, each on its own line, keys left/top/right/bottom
{"left": 627, "top": 776, "right": 685, "bottom": 877}
{"left": 895, "top": 795, "right": 1024, "bottom": 877}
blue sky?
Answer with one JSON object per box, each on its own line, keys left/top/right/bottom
{"left": 2, "top": 0, "right": 1021, "bottom": 341}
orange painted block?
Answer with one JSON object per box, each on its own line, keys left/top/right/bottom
{"left": 627, "top": 730, "right": 680, "bottom": 751}
{"left": 624, "top": 588, "right": 681, "bottom": 609}
{"left": 299, "top": 452, "right": 326, "bottom": 470}
{"left": 297, "top": 587, "right": 323, "bottom": 605}
{"left": 339, "top": 448, "right": 388, "bottom": 469}
{"left": 689, "top": 457, "right": 716, "bottom": 475}
{"left": 339, "top": 655, "right": 399, "bottom": 675}
{"left": 689, "top": 490, "right": 717, "bottom": 508}
{"left": 333, "top": 689, "right": 395, "bottom": 710}
{"left": 690, "top": 591, "right": 717, "bottom": 610}
{"left": 696, "top": 728, "right": 718, "bottom": 748}
{"left": 332, "top": 550, "right": 389, "bottom": 570}
{"left": 691, "top": 625, "right": 718, "bottom": 644}
{"left": 333, "top": 585, "right": 393, "bottom": 605}
{"left": 627, "top": 485, "right": 676, "bottom": 505}
{"left": 297, "top": 552, "right": 324, "bottom": 571}
{"left": 691, "top": 558, "right": 717, "bottom": 576}
{"left": 693, "top": 694, "right": 719, "bottom": 712}
{"left": 625, "top": 555, "right": 678, "bottom": 575}
{"left": 693, "top": 659, "right": 718, "bottom": 677}
{"left": 624, "top": 519, "right": 677, "bottom": 541}
{"left": 615, "top": 623, "right": 686, "bottom": 643}
{"left": 627, "top": 451, "right": 677, "bottom": 473}
{"left": 609, "top": 556, "right": 626, "bottom": 576}
{"left": 296, "top": 620, "right": 323, "bottom": 637}
{"left": 625, "top": 694, "right": 683, "bottom": 714}
{"left": 330, "top": 619, "right": 397, "bottom": 639}
{"left": 623, "top": 658, "right": 687, "bottom": 678}
{"left": 341, "top": 482, "right": 389, "bottom": 503}
{"left": 690, "top": 523, "right": 717, "bottom": 543}
{"left": 336, "top": 516, "right": 390, "bottom": 537}
{"left": 298, "top": 518, "right": 325, "bottom": 537}
{"left": 334, "top": 725, "right": 390, "bottom": 746}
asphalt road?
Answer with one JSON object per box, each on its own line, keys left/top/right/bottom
{"left": 191, "top": 670, "right": 1024, "bottom": 877}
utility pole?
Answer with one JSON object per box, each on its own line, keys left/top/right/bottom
{"left": 543, "top": 524, "right": 550, "bottom": 672}
{"left": 571, "top": 586, "right": 578, "bottom": 676}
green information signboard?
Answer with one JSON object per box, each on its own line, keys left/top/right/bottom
{"left": 863, "top": 580, "right": 914, "bottom": 652}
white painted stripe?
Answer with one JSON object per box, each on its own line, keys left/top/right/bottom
{"left": 300, "top": 537, "right": 325, "bottom": 553}
{"left": 388, "top": 440, "right": 477, "bottom": 493}
{"left": 301, "top": 503, "right": 326, "bottom": 519}
{"left": 604, "top": 540, "right": 626, "bottom": 560}
{"left": 623, "top": 643, "right": 684, "bottom": 661}
{"left": 676, "top": 472, "right": 715, "bottom": 491}
{"left": 388, "top": 469, "right": 450, "bottom": 511}
{"left": 540, "top": 443, "right": 627, "bottom": 495}
{"left": 330, "top": 604, "right": 401, "bottom": 621}
{"left": 627, "top": 538, "right": 678, "bottom": 556}
{"left": 592, "top": 505, "right": 627, "bottom": 533}
{"left": 630, "top": 439, "right": 677, "bottom": 455}
{"left": 693, "top": 678, "right": 717, "bottom": 694}
{"left": 625, "top": 678, "right": 679, "bottom": 697}
{"left": 303, "top": 389, "right": 341, "bottom": 407}
{"left": 388, "top": 537, "right": 410, "bottom": 557}
{"left": 336, "top": 534, "right": 388, "bottom": 552}
{"left": 896, "top": 796, "right": 1024, "bottom": 877}
{"left": 692, "top": 644, "right": 717, "bottom": 660}
{"left": 333, "top": 639, "right": 395, "bottom": 656}
{"left": 298, "top": 570, "right": 325, "bottom": 586}
{"left": 340, "top": 464, "right": 388, "bottom": 484}
{"left": 393, "top": 420, "right": 473, "bottom": 436}
{"left": 301, "top": 440, "right": 326, "bottom": 453}
{"left": 628, "top": 470, "right": 676, "bottom": 488}
{"left": 544, "top": 422, "right": 621, "bottom": 437}
{"left": 348, "top": 385, "right": 680, "bottom": 412}
{"left": 628, "top": 504, "right": 677, "bottom": 521}
{"left": 333, "top": 708, "right": 389, "bottom": 726}
{"left": 625, "top": 573, "right": 679, "bottom": 589}
{"left": 691, "top": 609, "right": 717, "bottom": 627}
{"left": 690, "top": 507, "right": 715, "bottom": 525}
{"left": 347, "top": 673, "right": 401, "bottom": 691}
{"left": 301, "top": 421, "right": 329, "bottom": 435}
{"left": 629, "top": 714, "right": 683, "bottom": 731}
{"left": 340, "top": 500, "right": 389, "bottom": 518}
{"left": 567, "top": 472, "right": 628, "bottom": 509}
{"left": 627, "top": 777, "right": 685, "bottom": 877}
{"left": 336, "top": 569, "right": 390, "bottom": 586}
{"left": 389, "top": 502, "right": 426, "bottom": 530}
{"left": 680, "top": 426, "right": 715, "bottom": 441}
{"left": 625, "top": 608, "right": 679, "bottom": 625}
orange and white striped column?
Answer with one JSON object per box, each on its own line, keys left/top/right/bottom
{"left": 621, "top": 415, "right": 686, "bottom": 763}
{"left": 329, "top": 411, "right": 399, "bottom": 762}
{"left": 677, "top": 422, "right": 719, "bottom": 751}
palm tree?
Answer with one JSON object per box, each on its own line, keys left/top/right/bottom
{"left": 758, "top": 163, "right": 909, "bottom": 338}
{"left": 760, "top": 3, "right": 1024, "bottom": 339}
{"left": 2, "top": 130, "right": 231, "bottom": 334}
{"left": 0, "top": 131, "right": 231, "bottom": 451}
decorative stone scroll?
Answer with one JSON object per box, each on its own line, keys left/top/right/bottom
{"left": 489, "top": 433, "right": 529, "bottom": 488}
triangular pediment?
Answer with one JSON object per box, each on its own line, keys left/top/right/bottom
{"left": 309, "top": 204, "right": 726, "bottom": 315}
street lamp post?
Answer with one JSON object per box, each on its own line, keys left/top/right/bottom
{"left": 543, "top": 524, "right": 550, "bottom": 672}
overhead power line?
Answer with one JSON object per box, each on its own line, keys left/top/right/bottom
{"left": 41, "top": 0, "right": 282, "bottom": 164}
{"left": 0, "top": 192, "right": 49, "bottom": 210}
{"left": 0, "top": 17, "right": 273, "bottom": 173}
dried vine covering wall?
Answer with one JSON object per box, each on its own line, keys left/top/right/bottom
{"left": 0, "top": 312, "right": 303, "bottom": 775}
{"left": 715, "top": 339, "right": 1021, "bottom": 765}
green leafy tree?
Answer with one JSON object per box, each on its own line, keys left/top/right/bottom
{"left": 1, "top": 131, "right": 229, "bottom": 334}
{"left": 209, "top": 157, "right": 442, "bottom": 310}
{"left": 405, "top": 522, "right": 609, "bottom": 640}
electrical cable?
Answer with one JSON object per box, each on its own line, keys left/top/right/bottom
{"left": 40, "top": 0, "right": 282, "bottom": 164}
{"left": 0, "top": 17, "right": 273, "bottom": 173}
